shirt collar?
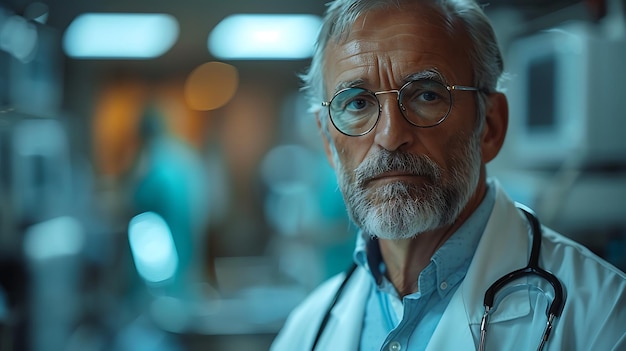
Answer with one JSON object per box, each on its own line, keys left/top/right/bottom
{"left": 354, "top": 179, "right": 497, "bottom": 295}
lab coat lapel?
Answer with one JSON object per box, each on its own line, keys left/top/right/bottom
{"left": 427, "top": 181, "right": 532, "bottom": 349}
{"left": 314, "top": 268, "right": 369, "bottom": 350}
{"left": 426, "top": 286, "right": 475, "bottom": 350}
{"left": 463, "top": 183, "right": 532, "bottom": 323}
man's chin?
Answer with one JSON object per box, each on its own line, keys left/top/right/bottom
{"left": 369, "top": 231, "right": 422, "bottom": 241}
{"left": 364, "top": 186, "right": 432, "bottom": 207}
{"left": 358, "top": 206, "right": 442, "bottom": 239}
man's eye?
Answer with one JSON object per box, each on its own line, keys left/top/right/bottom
{"left": 419, "top": 91, "right": 440, "bottom": 102}
{"left": 345, "top": 98, "right": 369, "bottom": 111}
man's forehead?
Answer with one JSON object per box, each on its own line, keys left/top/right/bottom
{"left": 321, "top": 5, "right": 472, "bottom": 91}
{"left": 323, "top": 3, "right": 464, "bottom": 65}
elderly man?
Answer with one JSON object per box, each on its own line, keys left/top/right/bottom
{"left": 271, "top": 0, "right": 626, "bottom": 350}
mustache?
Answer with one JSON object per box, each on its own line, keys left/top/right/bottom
{"left": 354, "top": 150, "right": 442, "bottom": 185}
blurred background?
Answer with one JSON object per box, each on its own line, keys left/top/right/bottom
{"left": 0, "top": 0, "right": 624, "bottom": 350}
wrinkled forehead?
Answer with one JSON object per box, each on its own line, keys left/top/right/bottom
{"left": 321, "top": 2, "right": 474, "bottom": 91}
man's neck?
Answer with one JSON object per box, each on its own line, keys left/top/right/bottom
{"left": 378, "top": 180, "right": 487, "bottom": 298}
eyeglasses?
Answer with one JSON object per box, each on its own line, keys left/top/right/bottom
{"left": 322, "top": 79, "right": 481, "bottom": 136}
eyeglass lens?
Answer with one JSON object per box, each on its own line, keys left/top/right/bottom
{"left": 328, "top": 79, "right": 452, "bottom": 136}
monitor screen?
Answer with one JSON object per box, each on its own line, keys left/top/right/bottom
{"left": 527, "top": 55, "right": 556, "bottom": 132}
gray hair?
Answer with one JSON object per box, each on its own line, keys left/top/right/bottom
{"left": 301, "top": 0, "right": 504, "bottom": 134}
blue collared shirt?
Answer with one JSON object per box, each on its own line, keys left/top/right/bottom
{"left": 354, "top": 181, "right": 496, "bottom": 351}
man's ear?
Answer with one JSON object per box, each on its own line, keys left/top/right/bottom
{"left": 480, "top": 92, "right": 509, "bottom": 163}
{"left": 316, "top": 112, "right": 336, "bottom": 169}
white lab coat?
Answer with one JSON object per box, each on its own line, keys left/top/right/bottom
{"left": 271, "top": 181, "right": 626, "bottom": 350}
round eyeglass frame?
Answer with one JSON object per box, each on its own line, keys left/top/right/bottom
{"left": 321, "top": 79, "right": 482, "bottom": 137}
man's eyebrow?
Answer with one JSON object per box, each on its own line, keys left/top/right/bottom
{"left": 333, "top": 78, "right": 366, "bottom": 92}
{"left": 403, "top": 69, "right": 445, "bottom": 83}
{"left": 331, "top": 69, "right": 444, "bottom": 94}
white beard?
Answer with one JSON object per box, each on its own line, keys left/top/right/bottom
{"left": 334, "top": 131, "right": 481, "bottom": 240}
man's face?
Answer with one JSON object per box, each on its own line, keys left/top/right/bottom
{"left": 321, "top": 3, "right": 485, "bottom": 239}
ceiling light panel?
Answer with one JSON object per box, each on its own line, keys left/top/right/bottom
{"left": 208, "top": 14, "right": 322, "bottom": 60}
{"left": 63, "top": 13, "right": 179, "bottom": 59}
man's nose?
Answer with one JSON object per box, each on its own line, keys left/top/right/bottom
{"left": 373, "top": 92, "right": 416, "bottom": 151}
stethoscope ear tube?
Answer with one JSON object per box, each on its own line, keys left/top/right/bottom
{"left": 483, "top": 204, "right": 564, "bottom": 317}
{"left": 480, "top": 203, "right": 566, "bottom": 351}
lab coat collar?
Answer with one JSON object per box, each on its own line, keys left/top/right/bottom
{"left": 318, "top": 267, "right": 369, "bottom": 350}
{"left": 428, "top": 180, "right": 532, "bottom": 349}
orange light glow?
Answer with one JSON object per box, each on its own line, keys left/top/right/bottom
{"left": 92, "top": 76, "right": 148, "bottom": 177}
{"left": 184, "top": 61, "right": 238, "bottom": 111}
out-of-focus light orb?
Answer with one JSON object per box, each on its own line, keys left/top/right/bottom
{"left": 184, "top": 61, "right": 238, "bottom": 111}
{"left": 24, "top": 2, "right": 49, "bottom": 24}
{"left": 63, "top": 13, "right": 179, "bottom": 59}
{"left": 0, "top": 14, "right": 38, "bottom": 62}
{"left": 23, "top": 216, "right": 84, "bottom": 260}
{"left": 208, "top": 14, "right": 322, "bottom": 60}
{"left": 128, "top": 212, "right": 179, "bottom": 284}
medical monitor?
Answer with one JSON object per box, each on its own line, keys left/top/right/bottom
{"left": 505, "top": 21, "right": 626, "bottom": 167}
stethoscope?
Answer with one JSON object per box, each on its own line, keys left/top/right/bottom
{"left": 311, "top": 203, "right": 565, "bottom": 351}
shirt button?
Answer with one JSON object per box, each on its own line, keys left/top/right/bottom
{"left": 388, "top": 341, "right": 402, "bottom": 351}
{"left": 440, "top": 281, "right": 448, "bottom": 290}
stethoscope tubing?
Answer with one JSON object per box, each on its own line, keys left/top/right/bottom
{"left": 310, "top": 263, "right": 357, "bottom": 350}
{"left": 479, "top": 204, "right": 564, "bottom": 351}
